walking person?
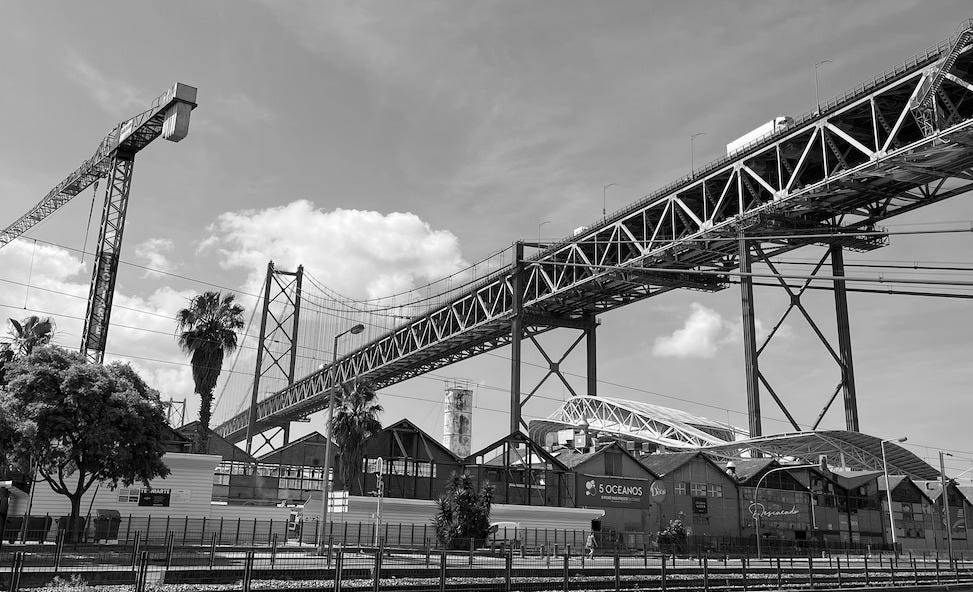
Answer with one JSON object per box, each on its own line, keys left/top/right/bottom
{"left": 585, "top": 531, "right": 597, "bottom": 558}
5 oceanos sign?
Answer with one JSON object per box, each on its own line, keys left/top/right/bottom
{"left": 578, "top": 474, "right": 651, "bottom": 508}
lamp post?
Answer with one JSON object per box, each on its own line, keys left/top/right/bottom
{"left": 690, "top": 132, "right": 706, "bottom": 174}
{"left": 603, "top": 183, "right": 617, "bottom": 219}
{"left": 814, "top": 59, "right": 833, "bottom": 114}
{"left": 317, "top": 322, "right": 366, "bottom": 554}
{"left": 751, "top": 458, "right": 826, "bottom": 560}
{"left": 374, "top": 456, "right": 384, "bottom": 546}
{"left": 881, "top": 436, "right": 907, "bottom": 555}
{"left": 538, "top": 220, "right": 550, "bottom": 249}
{"left": 940, "top": 450, "right": 955, "bottom": 568}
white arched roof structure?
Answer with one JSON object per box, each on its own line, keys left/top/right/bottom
{"left": 529, "top": 396, "right": 745, "bottom": 450}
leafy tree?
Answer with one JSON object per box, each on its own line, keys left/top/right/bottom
{"left": 434, "top": 473, "right": 494, "bottom": 549}
{"left": 176, "top": 292, "right": 244, "bottom": 453}
{"left": 1, "top": 346, "right": 171, "bottom": 541}
{"left": 330, "top": 381, "right": 383, "bottom": 492}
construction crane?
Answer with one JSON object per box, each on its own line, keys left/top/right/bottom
{"left": 0, "top": 82, "right": 197, "bottom": 363}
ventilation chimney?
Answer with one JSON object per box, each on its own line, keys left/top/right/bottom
{"left": 443, "top": 384, "right": 473, "bottom": 458}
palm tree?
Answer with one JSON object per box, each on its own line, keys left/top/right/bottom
{"left": 330, "top": 381, "right": 383, "bottom": 492}
{"left": 6, "top": 316, "right": 55, "bottom": 357}
{"left": 176, "top": 292, "right": 245, "bottom": 453}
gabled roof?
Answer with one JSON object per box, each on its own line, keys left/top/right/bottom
{"left": 552, "top": 442, "right": 659, "bottom": 478}
{"left": 958, "top": 486, "right": 973, "bottom": 505}
{"left": 256, "top": 431, "right": 333, "bottom": 462}
{"left": 913, "top": 480, "right": 969, "bottom": 504}
{"left": 876, "top": 475, "right": 910, "bottom": 493}
{"left": 178, "top": 421, "right": 257, "bottom": 463}
{"left": 878, "top": 476, "right": 935, "bottom": 504}
{"left": 724, "top": 458, "right": 776, "bottom": 483}
{"left": 831, "top": 470, "right": 884, "bottom": 491}
{"left": 377, "top": 418, "right": 462, "bottom": 462}
{"left": 469, "top": 432, "right": 570, "bottom": 471}
{"left": 637, "top": 451, "right": 702, "bottom": 477}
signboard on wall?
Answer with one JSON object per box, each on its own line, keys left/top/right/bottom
{"left": 577, "top": 474, "right": 650, "bottom": 508}
{"left": 138, "top": 489, "right": 171, "bottom": 507}
{"left": 692, "top": 497, "right": 708, "bottom": 514}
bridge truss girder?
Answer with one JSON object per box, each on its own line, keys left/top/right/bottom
{"left": 216, "top": 24, "right": 973, "bottom": 443}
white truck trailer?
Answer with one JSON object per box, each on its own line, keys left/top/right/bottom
{"left": 726, "top": 116, "right": 794, "bottom": 156}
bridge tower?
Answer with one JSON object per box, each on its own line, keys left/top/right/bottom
{"left": 244, "top": 261, "right": 304, "bottom": 456}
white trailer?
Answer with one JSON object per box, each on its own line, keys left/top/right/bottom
{"left": 726, "top": 116, "right": 794, "bottom": 156}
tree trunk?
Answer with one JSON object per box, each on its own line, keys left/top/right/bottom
{"left": 67, "top": 494, "right": 83, "bottom": 544}
{"left": 196, "top": 387, "right": 213, "bottom": 454}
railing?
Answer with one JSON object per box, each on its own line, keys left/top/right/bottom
{"left": 2, "top": 528, "right": 972, "bottom": 592}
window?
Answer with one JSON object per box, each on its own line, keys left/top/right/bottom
{"left": 116, "top": 488, "right": 140, "bottom": 503}
{"left": 708, "top": 484, "right": 723, "bottom": 498}
{"left": 604, "top": 452, "right": 622, "bottom": 476}
{"left": 675, "top": 482, "right": 687, "bottom": 495}
{"left": 691, "top": 482, "right": 707, "bottom": 497}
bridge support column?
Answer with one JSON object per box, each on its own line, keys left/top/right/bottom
{"left": 739, "top": 237, "right": 762, "bottom": 439}
{"left": 831, "top": 245, "right": 859, "bottom": 432}
{"left": 585, "top": 313, "right": 597, "bottom": 397}
{"left": 738, "top": 240, "right": 866, "bottom": 436}
{"left": 510, "top": 242, "right": 525, "bottom": 435}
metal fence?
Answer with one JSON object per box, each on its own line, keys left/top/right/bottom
{"left": 2, "top": 536, "right": 973, "bottom": 592}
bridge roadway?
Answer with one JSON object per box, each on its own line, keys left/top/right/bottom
{"left": 217, "top": 19, "right": 973, "bottom": 443}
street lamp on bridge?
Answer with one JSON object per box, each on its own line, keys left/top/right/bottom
{"left": 814, "top": 59, "right": 833, "bottom": 114}
{"left": 317, "top": 322, "right": 366, "bottom": 554}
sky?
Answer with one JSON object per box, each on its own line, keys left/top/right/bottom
{"left": 1, "top": 0, "right": 972, "bottom": 476}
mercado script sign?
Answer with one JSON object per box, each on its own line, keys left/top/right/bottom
{"left": 747, "top": 501, "right": 808, "bottom": 524}
{"left": 577, "top": 474, "right": 650, "bottom": 508}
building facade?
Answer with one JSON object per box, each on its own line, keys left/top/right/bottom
{"left": 638, "top": 452, "right": 740, "bottom": 539}
{"left": 553, "top": 442, "right": 657, "bottom": 547}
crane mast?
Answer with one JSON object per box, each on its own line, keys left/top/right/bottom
{"left": 0, "top": 82, "right": 197, "bottom": 363}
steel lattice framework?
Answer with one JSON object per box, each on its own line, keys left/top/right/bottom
{"left": 530, "top": 396, "right": 745, "bottom": 449}
{"left": 0, "top": 82, "right": 197, "bottom": 363}
{"left": 701, "top": 431, "right": 940, "bottom": 480}
{"left": 216, "top": 20, "right": 973, "bottom": 443}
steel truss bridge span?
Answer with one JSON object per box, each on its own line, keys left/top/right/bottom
{"left": 215, "top": 20, "right": 973, "bottom": 444}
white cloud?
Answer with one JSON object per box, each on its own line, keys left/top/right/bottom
{"left": 134, "top": 238, "right": 177, "bottom": 276}
{"left": 64, "top": 53, "right": 144, "bottom": 114}
{"left": 201, "top": 200, "right": 467, "bottom": 300}
{"left": 652, "top": 302, "right": 791, "bottom": 359}
{"left": 653, "top": 303, "right": 725, "bottom": 358}
{"left": 0, "top": 240, "right": 199, "bottom": 416}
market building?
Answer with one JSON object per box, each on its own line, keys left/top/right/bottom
{"left": 552, "top": 441, "right": 658, "bottom": 548}
{"left": 914, "top": 480, "right": 972, "bottom": 551}
{"left": 878, "top": 475, "right": 943, "bottom": 552}
{"left": 788, "top": 468, "right": 886, "bottom": 547}
{"left": 638, "top": 451, "right": 740, "bottom": 539}
{"left": 726, "top": 458, "right": 814, "bottom": 543}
